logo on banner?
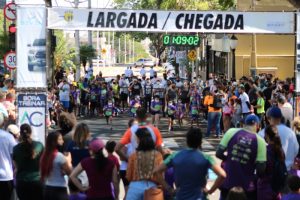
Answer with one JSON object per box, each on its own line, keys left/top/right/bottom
{"left": 64, "top": 11, "right": 73, "bottom": 22}
{"left": 20, "top": 111, "right": 43, "bottom": 127}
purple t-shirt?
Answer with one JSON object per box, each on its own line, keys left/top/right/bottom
{"left": 281, "top": 193, "right": 300, "bottom": 200}
{"left": 81, "top": 157, "right": 115, "bottom": 199}
{"left": 69, "top": 193, "right": 87, "bottom": 200}
{"left": 219, "top": 128, "right": 267, "bottom": 192}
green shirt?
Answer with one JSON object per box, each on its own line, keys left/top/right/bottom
{"left": 13, "top": 141, "right": 44, "bottom": 182}
{"left": 256, "top": 97, "right": 265, "bottom": 114}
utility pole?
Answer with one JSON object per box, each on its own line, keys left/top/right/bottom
{"left": 87, "top": 0, "right": 92, "bottom": 68}
{"left": 45, "top": 0, "right": 54, "bottom": 85}
{"left": 118, "top": 37, "right": 121, "bottom": 63}
{"left": 74, "top": 0, "right": 81, "bottom": 81}
{"left": 124, "top": 34, "right": 127, "bottom": 64}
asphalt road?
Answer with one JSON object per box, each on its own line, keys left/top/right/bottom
{"left": 79, "top": 112, "right": 222, "bottom": 200}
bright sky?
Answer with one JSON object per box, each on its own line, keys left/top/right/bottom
{"left": 52, "top": 0, "right": 113, "bottom": 8}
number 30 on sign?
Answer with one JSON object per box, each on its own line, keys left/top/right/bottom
{"left": 4, "top": 51, "right": 16, "bottom": 70}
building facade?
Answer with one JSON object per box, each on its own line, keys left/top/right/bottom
{"left": 235, "top": 0, "right": 295, "bottom": 80}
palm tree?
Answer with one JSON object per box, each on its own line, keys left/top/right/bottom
{"left": 79, "top": 45, "right": 96, "bottom": 68}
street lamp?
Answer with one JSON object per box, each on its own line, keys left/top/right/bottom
{"left": 230, "top": 35, "right": 238, "bottom": 79}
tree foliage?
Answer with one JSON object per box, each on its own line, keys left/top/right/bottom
{"left": 53, "top": 31, "right": 76, "bottom": 71}
{"left": 79, "top": 45, "right": 96, "bottom": 67}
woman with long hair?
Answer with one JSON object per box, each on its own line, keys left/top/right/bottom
{"left": 257, "top": 125, "right": 285, "bottom": 200}
{"left": 13, "top": 124, "right": 44, "bottom": 200}
{"left": 70, "top": 138, "right": 119, "bottom": 200}
{"left": 40, "top": 131, "right": 72, "bottom": 200}
{"left": 66, "top": 122, "right": 91, "bottom": 167}
{"left": 126, "top": 128, "right": 169, "bottom": 200}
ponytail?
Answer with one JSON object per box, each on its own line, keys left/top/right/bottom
{"left": 265, "top": 125, "right": 285, "bottom": 162}
{"left": 20, "top": 124, "right": 35, "bottom": 159}
{"left": 94, "top": 149, "right": 108, "bottom": 171}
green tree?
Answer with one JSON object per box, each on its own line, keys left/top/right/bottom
{"left": 79, "top": 45, "right": 96, "bottom": 67}
{"left": 0, "top": 33, "right": 9, "bottom": 59}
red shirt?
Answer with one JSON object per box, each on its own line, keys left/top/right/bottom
{"left": 81, "top": 157, "right": 115, "bottom": 199}
{"left": 108, "top": 154, "right": 120, "bottom": 170}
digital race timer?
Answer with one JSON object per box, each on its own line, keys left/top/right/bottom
{"left": 163, "top": 35, "right": 201, "bottom": 46}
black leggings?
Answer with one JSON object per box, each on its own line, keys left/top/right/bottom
{"left": 17, "top": 180, "right": 43, "bottom": 200}
{"left": 44, "top": 185, "right": 68, "bottom": 200}
{"left": 0, "top": 180, "right": 13, "bottom": 200}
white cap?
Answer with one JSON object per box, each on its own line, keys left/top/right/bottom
{"left": 7, "top": 124, "right": 20, "bottom": 137}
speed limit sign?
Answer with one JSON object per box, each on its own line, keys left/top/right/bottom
{"left": 4, "top": 51, "right": 16, "bottom": 70}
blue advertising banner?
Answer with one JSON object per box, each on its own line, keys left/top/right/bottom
{"left": 17, "top": 93, "right": 46, "bottom": 144}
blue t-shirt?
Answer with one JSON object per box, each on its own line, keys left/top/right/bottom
{"left": 281, "top": 193, "right": 300, "bottom": 200}
{"left": 69, "top": 193, "right": 87, "bottom": 200}
{"left": 66, "top": 141, "right": 90, "bottom": 167}
{"left": 164, "top": 149, "right": 215, "bottom": 200}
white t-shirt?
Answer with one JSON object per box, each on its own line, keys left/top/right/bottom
{"left": 0, "top": 130, "right": 17, "bottom": 181}
{"left": 45, "top": 152, "right": 67, "bottom": 187}
{"left": 239, "top": 92, "right": 250, "bottom": 114}
{"left": 67, "top": 73, "right": 74, "bottom": 84}
{"left": 175, "top": 81, "right": 183, "bottom": 89}
{"left": 0, "top": 103, "right": 8, "bottom": 118}
{"left": 59, "top": 83, "right": 70, "bottom": 102}
{"left": 140, "top": 68, "right": 146, "bottom": 76}
{"left": 129, "top": 69, "right": 133, "bottom": 77}
{"left": 258, "top": 124, "right": 299, "bottom": 170}
{"left": 119, "top": 79, "right": 129, "bottom": 94}
{"left": 280, "top": 102, "right": 293, "bottom": 125}
{"left": 149, "top": 69, "right": 155, "bottom": 77}
{"left": 125, "top": 69, "right": 131, "bottom": 77}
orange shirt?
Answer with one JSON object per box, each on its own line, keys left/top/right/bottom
{"left": 120, "top": 125, "right": 163, "bottom": 147}
{"left": 204, "top": 95, "right": 222, "bottom": 113}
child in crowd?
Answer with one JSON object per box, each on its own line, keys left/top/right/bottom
{"left": 167, "top": 101, "right": 176, "bottom": 132}
{"left": 222, "top": 98, "right": 234, "bottom": 132}
{"left": 89, "top": 83, "right": 99, "bottom": 117}
{"left": 105, "top": 140, "right": 120, "bottom": 200}
{"left": 163, "top": 153, "right": 175, "bottom": 200}
{"left": 103, "top": 98, "right": 115, "bottom": 130}
{"left": 105, "top": 140, "right": 120, "bottom": 170}
{"left": 282, "top": 176, "right": 300, "bottom": 200}
{"left": 71, "top": 83, "right": 81, "bottom": 117}
{"left": 176, "top": 99, "right": 185, "bottom": 128}
{"left": 120, "top": 119, "right": 136, "bottom": 194}
{"left": 190, "top": 96, "right": 200, "bottom": 127}
{"left": 129, "top": 96, "right": 141, "bottom": 117}
{"left": 151, "top": 95, "right": 162, "bottom": 127}
{"left": 100, "top": 83, "right": 108, "bottom": 116}
{"left": 68, "top": 178, "right": 87, "bottom": 200}
{"left": 232, "top": 98, "right": 242, "bottom": 128}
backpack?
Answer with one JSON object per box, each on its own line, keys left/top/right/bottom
{"left": 212, "top": 95, "right": 222, "bottom": 109}
{"left": 271, "top": 156, "right": 288, "bottom": 192}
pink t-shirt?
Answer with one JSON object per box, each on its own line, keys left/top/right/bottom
{"left": 81, "top": 157, "right": 115, "bottom": 199}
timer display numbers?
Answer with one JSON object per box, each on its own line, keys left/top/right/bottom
{"left": 163, "top": 35, "right": 201, "bottom": 46}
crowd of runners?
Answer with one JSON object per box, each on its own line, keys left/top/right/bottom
{"left": 1, "top": 67, "right": 300, "bottom": 200}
